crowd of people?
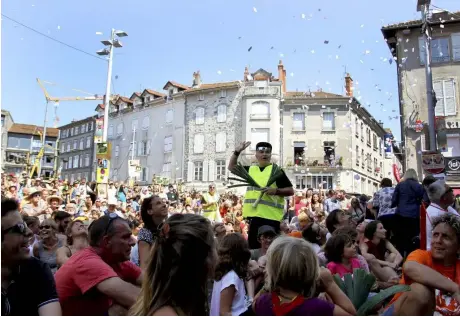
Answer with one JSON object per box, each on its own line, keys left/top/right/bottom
{"left": 1, "top": 141, "right": 460, "bottom": 316}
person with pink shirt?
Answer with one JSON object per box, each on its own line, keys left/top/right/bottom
{"left": 325, "top": 234, "right": 362, "bottom": 277}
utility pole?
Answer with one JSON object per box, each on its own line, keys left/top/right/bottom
{"left": 38, "top": 101, "right": 49, "bottom": 177}
{"left": 418, "top": 0, "right": 437, "bottom": 150}
{"left": 102, "top": 29, "right": 114, "bottom": 143}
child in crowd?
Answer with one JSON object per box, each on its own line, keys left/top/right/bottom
{"left": 325, "top": 234, "right": 362, "bottom": 277}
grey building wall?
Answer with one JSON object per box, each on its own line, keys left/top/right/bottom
{"left": 58, "top": 116, "right": 96, "bottom": 182}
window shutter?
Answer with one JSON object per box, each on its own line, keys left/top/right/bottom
{"left": 187, "top": 161, "right": 194, "bottom": 182}
{"left": 194, "top": 134, "right": 204, "bottom": 153}
{"left": 208, "top": 160, "right": 215, "bottom": 181}
{"left": 147, "top": 140, "right": 151, "bottom": 155}
{"left": 418, "top": 37, "right": 426, "bottom": 65}
{"left": 137, "top": 142, "right": 142, "bottom": 156}
{"left": 203, "top": 159, "right": 209, "bottom": 181}
{"left": 225, "top": 159, "right": 229, "bottom": 178}
{"left": 444, "top": 79, "right": 457, "bottom": 116}
{"left": 434, "top": 81, "right": 445, "bottom": 116}
{"left": 452, "top": 33, "right": 460, "bottom": 61}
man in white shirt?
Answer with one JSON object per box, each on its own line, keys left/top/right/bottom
{"left": 425, "top": 180, "right": 459, "bottom": 250}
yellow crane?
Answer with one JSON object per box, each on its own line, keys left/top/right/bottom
{"left": 35, "top": 78, "right": 105, "bottom": 178}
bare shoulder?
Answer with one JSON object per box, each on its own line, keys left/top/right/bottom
{"left": 57, "top": 234, "right": 67, "bottom": 245}
{"left": 151, "top": 306, "right": 178, "bottom": 316}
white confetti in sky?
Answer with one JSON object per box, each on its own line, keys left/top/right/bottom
{"left": 301, "top": 13, "right": 306, "bottom": 19}
{"left": 217, "top": 70, "right": 222, "bottom": 75}
{"left": 253, "top": 7, "right": 257, "bottom": 13}
{"left": 290, "top": 72, "right": 294, "bottom": 77}
{"left": 96, "top": 31, "right": 103, "bottom": 35}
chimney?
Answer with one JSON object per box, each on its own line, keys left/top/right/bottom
{"left": 243, "top": 66, "right": 249, "bottom": 82}
{"left": 345, "top": 73, "right": 353, "bottom": 97}
{"left": 192, "top": 71, "right": 201, "bottom": 87}
{"left": 278, "top": 60, "right": 286, "bottom": 93}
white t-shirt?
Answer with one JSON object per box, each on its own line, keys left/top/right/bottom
{"left": 425, "top": 203, "right": 459, "bottom": 250}
{"left": 210, "top": 270, "right": 251, "bottom": 316}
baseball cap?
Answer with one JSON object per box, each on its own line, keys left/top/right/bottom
{"left": 258, "top": 225, "right": 276, "bottom": 237}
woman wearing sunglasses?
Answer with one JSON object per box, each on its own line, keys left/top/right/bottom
{"left": 33, "top": 219, "right": 65, "bottom": 274}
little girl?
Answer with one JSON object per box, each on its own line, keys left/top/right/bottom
{"left": 253, "top": 236, "right": 355, "bottom": 315}
{"left": 325, "top": 234, "right": 361, "bottom": 277}
{"left": 211, "top": 233, "right": 253, "bottom": 316}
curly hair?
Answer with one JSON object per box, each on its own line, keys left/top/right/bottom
{"left": 214, "top": 233, "right": 250, "bottom": 281}
{"left": 432, "top": 213, "right": 460, "bottom": 243}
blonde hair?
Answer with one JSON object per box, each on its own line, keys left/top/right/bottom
{"left": 298, "top": 212, "right": 310, "bottom": 223}
{"left": 402, "top": 168, "right": 419, "bottom": 182}
{"left": 265, "top": 236, "right": 319, "bottom": 298}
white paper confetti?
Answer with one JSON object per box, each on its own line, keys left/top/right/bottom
{"left": 301, "top": 13, "right": 306, "bottom": 19}
{"left": 290, "top": 72, "right": 294, "bottom": 77}
{"left": 57, "top": 25, "right": 61, "bottom": 30}
{"left": 96, "top": 31, "right": 103, "bottom": 35}
{"left": 440, "top": 24, "right": 444, "bottom": 28}
{"left": 336, "top": 55, "right": 339, "bottom": 59}
{"left": 360, "top": 24, "right": 364, "bottom": 28}
{"left": 360, "top": 60, "right": 364, "bottom": 64}
{"left": 217, "top": 70, "right": 222, "bottom": 75}
{"left": 311, "top": 50, "right": 315, "bottom": 54}
{"left": 365, "top": 50, "right": 371, "bottom": 54}
{"left": 280, "top": 53, "right": 284, "bottom": 57}
{"left": 253, "top": 7, "right": 257, "bottom": 13}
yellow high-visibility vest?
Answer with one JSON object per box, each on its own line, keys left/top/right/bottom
{"left": 242, "top": 165, "right": 285, "bottom": 221}
{"left": 202, "top": 192, "right": 219, "bottom": 221}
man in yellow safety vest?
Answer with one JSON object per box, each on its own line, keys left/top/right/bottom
{"left": 228, "top": 141, "right": 294, "bottom": 249}
{"left": 201, "top": 183, "right": 220, "bottom": 221}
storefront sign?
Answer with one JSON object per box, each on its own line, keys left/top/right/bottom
{"left": 445, "top": 157, "right": 460, "bottom": 177}
{"left": 445, "top": 120, "right": 460, "bottom": 130}
{"left": 422, "top": 151, "right": 445, "bottom": 174}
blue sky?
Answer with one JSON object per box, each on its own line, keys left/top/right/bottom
{"left": 2, "top": 0, "right": 459, "bottom": 141}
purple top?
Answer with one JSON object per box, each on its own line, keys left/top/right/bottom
{"left": 254, "top": 293, "right": 334, "bottom": 316}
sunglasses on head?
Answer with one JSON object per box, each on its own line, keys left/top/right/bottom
{"left": 103, "top": 213, "right": 120, "bottom": 236}
{"left": 2, "top": 222, "right": 28, "bottom": 236}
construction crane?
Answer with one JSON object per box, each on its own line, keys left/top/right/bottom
{"left": 36, "top": 78, "right": 105, "bottom": 178}
{"left": 27, "top": 131, "right": 56, "bottom": 178}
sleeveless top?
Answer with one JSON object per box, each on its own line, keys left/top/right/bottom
{"left": 37, "top": 239, "right": 63, "bottom": 274}
{"left": 254, "top": 293, "right": 334, "bottom": 316}
{"left": 365, "top": 240, "right": 387, "bottom": 261}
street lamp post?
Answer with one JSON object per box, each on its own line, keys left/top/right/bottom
{"left": 96, "top": 29, "right": 128, "bottom": 143}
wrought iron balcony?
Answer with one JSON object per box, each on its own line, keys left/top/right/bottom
{"left": 244, "top": 86, "right": 279, "bottom": 97}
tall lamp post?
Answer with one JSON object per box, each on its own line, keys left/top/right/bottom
{"left": 96, "top": 29, "right": 128, "bottom": 143}
{"left": 417, "top": 0, "right": 437, "bottom": 151}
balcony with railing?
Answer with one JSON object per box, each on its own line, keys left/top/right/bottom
{"left": 244, "top": 86, "right": 279, "bottom": 97}
{"left": 285, "top": 156, "right": 345, "bottom": 170}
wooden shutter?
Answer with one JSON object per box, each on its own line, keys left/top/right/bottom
{"left": 147, "top": 140, "right": 151, "bottom": 155}
{"left": 208, "top": 160, "right": 215, "bottom": 181}
{"left": 444, "top": 79, "right": 457, "bottom": 116}
{"left": 203, "top": 160, "right": 209, "bottom": 181}
{"left": 434, "top": 80, "right": 445, "bottom": 116}
{"left": 187, "top": 161, "right": 194, "bottom": 182}
{"left": 418, "top": 37, "right": 426, "bottom": 65}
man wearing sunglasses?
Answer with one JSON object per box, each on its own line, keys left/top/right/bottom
{"left": 55, "top": 213, "right": 141, "bottom": 315}
{"left": 229, "top": 141, "right": 294, "bottom": 249}
{"left": 1, "top": 199, "right": 62, "bottom": 316}
{"left": 424, "top": 180, "right": 459, "bottom": 250}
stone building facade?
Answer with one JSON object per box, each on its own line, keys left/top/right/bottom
{"left": 1, "top": 110, "right": 14, "bottom": 172}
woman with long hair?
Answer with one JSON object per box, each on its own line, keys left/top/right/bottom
{"left": 56, "top": 220, "right": 88, "bottom": 268}
{"left": 137, "top": 195, "right": 169, "bottom": 270}
{"left": 130, "top": 214, "right": 216, "bottom": 316}
{"left": 33, "top": 218, "right": 66, "bottom": 274}
{"left": 211, "top": 233, "right": 252, "bottom": 316}
{"left": 391, "top": 168, "right": 424, "bottom": 256}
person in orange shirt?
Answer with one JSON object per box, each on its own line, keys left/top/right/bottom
{"left": 383, "top": 213, "right": 460, "bottom": 316}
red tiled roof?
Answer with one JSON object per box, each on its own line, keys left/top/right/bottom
{"left": 130, "top": 92, "right": 141, "bottom": 99}
{"left": 143, "top": 89, "right": 166, "bottom": 97}
{"left": 95, "top": 103, "right": 104, "bottom": 111}
{"left": 8, "top": 123, "right": 59, "bottom": 138}
{"left": 117, "top": 96, "right": 133, "bottom": 104}
{"left": 163, "top": 81, "right": 190, "bottom": 91}
{"left": 284, "top": 91, "right": 344, "bottom": 98}
{"left": 381, "top": 11, "right": 460, "bottom": 31}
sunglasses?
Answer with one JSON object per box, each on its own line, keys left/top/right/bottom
{"left": 2, "top": 222, "right": 28, "bottom": 236}
{"left": 103, "top": 213, "right": 120, "bottom": 236}
{"left": 39, "top": 225, "right": 52, "bottom": 230}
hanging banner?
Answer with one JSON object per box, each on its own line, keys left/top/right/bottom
{"left": 94, "top": 118, "right": 104, "bottom": 144}
{"left": 393, "top": 164, "right": 401, "bottom": 183}
{"left": 384, "top": 132, "right": 394, "bottom": 159}
{"left": 128, "top": 159, "right": 141, "bottom": 178}
{"left": 96, "top": 159, "right": 110, "bottom": 183}
{"left": 96, "top": 142, "right": 111, "bottom": 160}
{"left": 422, "top": 151, "right": 445, "bottom": 174}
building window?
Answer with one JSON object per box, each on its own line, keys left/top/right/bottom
{"left": 130, "top": 141, "right": 137, "bottom": 158}
{"left": 79, "top": 155, "right": 83, "bottom": 167}
{"left": 132, "top": 119, "right": 138, "bottom": 131}
{"left": 108, "top": 125, "right": 114, "bottom": 137}
{"left": 116, "top": 123, "right": 124, "bottom": 136}
{"left": 373, "top": 134, "right": 378, "bottom": 150}
{"left": 419, "top": 37, "right": 451, "bottom": 64}
{"left": 215, "top": 132, "right": 226, "bottom": 152}
{"left": 68, "top": 158, "right": 73, "bottom": 169}
{"left": 142, "top": 117, "right": 150, "bottom": 130}
{"left": 73, "top": 140, "right": 77, "bottom": 150}
{"left": 356, "top": 146, "right": 360, "bottom": 166}
{"left": 195, "top": 107, "right": 205, "bottom": 125}
{"left": 217, "top": 105, "right": 227, "bottom": 123}
{"left": 115, "top": 145, "right": 119, "bottom": 157}
{"left": 251, "top": 101, "right": 270, "bottom": 119}
{"left": 355, "top": 119, "right": 359, "bottom": 137}
{"left": 361, "top": 149, "right": 365, "bottom": 168}
{"left": 199, "top": 93, "right": 205, "bottom": 101}
{"left": 164, "top": 136, "right": 173, "bottom": 152}
{"left": 374, "top": 158, "right": 378, "bottom": 172}
{"left": 89, "top": 121, "right": 93, "bottom": 131}
{"left": 366, "top": 128, "right": 371, "bottom": 146}
{"left": 216, "top": 160, "right": 226, "bottom": 179}
{"left": 141, "top": 167, "right": 149, "bottom": 182}
{"left": 85, "top": 154, "right": 90, "bottom": 167}
{"left": 322, "top": 112, "right": 335, "bottom": 130}
{"left": 194, "top": 134, "right": 204, "bottom": 153}
{"left": 75, "top": 126, "right": 79, "bottom": 135}
{"left": 293, "top": 113, "right": 305, "bottom": 130}
{"left": 67, "top": 143, "right": 70, "bottom": 152}
{"left": 379, "top": 139, "right": 383, "bottom": 156}
{"left": 61, "top": 143, "right": 65, "bottom": 153}
{"left": 79, "top": 138, "right": 84, "bottom": 150}
{"left": 139, "top": 140, "right": 150, "bottom": 156}
{"left": 434, "top": 79, "right": 457, "bottom": 117}
{"left": 74, "top": 155, "right": 79, "bottom": 168}
{"left": 194, "top": 161, "right": 203, "bottom": 181}
{"left": 81, "top": 124, "right": 86, "bottom": 134}
{"left": 165, "top": 109, "right": 174, "bottom": 123}
{"left": 162, "top": 163, "right": 171, "bottom": 178}
{"left": 70, "top": 128, "right": 74, "bottom": 136}
{"left": 250, "top": 128, "right": 269, "bottom": 150}
{"left": 86, "top": 137, "right": 91, "bottom": 148}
